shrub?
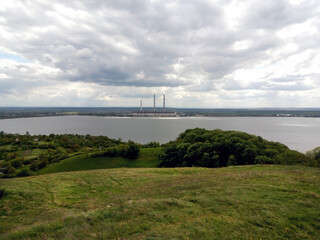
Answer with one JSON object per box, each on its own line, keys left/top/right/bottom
{"left": 10, "top": 158, "right": 23, "bottom": 168}
{"left": 16, "top": 169, "right": 30, "bottom": 177}
{"left": 29, "top": 162, "right": 39, "bottom": 172}
{"left": 143, "top": 141, "right": 160, "bottom": 148}
{"left": 38, "top": 159, "right": 49, "bottom": 169}
{"left": 276, "top": 150, "right": 309, "bottom": 165}
{"left": 0, "top": 162, "right": 11, "bottom": 174}
{"left": 123, "top": 142, "right": 140, "bottom": 159}
{"left": 255, "top": 156, "right": 274, "bottom": 164}
{"left": 7, "top": 167, "right": 16, "bottom": 175}
{"left": 22, "top": 158, "right": 33, "bottom": 165}
{"left": 306, "top": 147, "right": 320, "bottom": 161}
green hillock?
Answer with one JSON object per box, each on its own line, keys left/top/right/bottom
{"left": 159, "top": 128, "right": 315, "bottom": 168}
{"left": 37, "top": 147, "right": 162, "bottom": 174}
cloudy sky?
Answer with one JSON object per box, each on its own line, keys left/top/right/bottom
{"left": 0, "top": 0, "right": 319, "bottom": 108}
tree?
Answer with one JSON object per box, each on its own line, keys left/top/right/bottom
{"left": 123, "top": 142, "right": 140, "bottom": 159}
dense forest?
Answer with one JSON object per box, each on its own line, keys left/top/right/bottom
{"left": 159, "top": 128, "right": 319, "bottom": 168}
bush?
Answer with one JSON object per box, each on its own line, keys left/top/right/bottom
{"left": 143, "top": 141, "right": 160, "bottom": 148}
{"left": 16, "top": 169, "right": 30, "bottom": 177}
{"left": 276, "top": 150, "right": 309, "bottom": 165}
{"left": 38, "top": 159, "right": 49, "bottom": 169}
{"left": 255, "top": 156, "right": 274, "bottom": 164}
{"left": 7, "top": 167, "right": 16, "bottom": 175}
{"left": 29, "top": 162, "right": 39, "bottom": 172}
{"left": 0, "top": 162, "right": 11, "bottom": 174}
{"left": 22, "top": 158, "right": 33, "bottom": 165}
{"left": 123, "top": 142, "right": 140, "bottom": 159}
{"left": 10, "top": 158, "right": 23, "bottom": 169}
{"left": 306, "top": 147, "right": 320, "bottom": 161}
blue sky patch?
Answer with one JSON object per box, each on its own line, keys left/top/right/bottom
{"left": 0, "top": 52, "right": 30, "bottom": 63}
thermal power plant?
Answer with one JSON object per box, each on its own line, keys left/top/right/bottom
{"left": 163, "top": 94, "right": 165, "bottom": 112}
{"left": 132, "top": 94, "right": 177, "bottom": 117}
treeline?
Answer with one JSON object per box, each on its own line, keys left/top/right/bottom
{"left": 0, "top": 132, "right": 140, "bottom": 178}
{"left": 159, "top": 128, "right": 318, "bottom": 168}
{"left": 90, "top": 141, "right": 140, "bottom": 159}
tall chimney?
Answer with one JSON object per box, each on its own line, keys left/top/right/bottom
{"left": 153, "top": 94, "right": 156, "bottom": 112}
{"left": 140, "top": 100, "right": 142, "bottom": 112}
{"left": 163, "top": 94, "right": 165, "bottom": 112}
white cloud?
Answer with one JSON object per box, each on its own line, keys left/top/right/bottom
{"left": 0, "top": 0, "right": 319, "bottom": 107}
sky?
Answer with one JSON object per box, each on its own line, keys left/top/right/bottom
{"left": 0, "top": 0, "right": 319, "bottom": 108}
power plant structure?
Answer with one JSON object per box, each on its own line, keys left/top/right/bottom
{"left": 132, "top": 94, "right": 177, "bottom": 117}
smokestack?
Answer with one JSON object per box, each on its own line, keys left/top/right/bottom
{"left": 153, "top": 94, "right": 156, "bottom": 112}
{"left": 163, "top": 94, "right": 165, "bottom": 112}
{"left": 140, "top": 100, "right": 142, "bottom": 112}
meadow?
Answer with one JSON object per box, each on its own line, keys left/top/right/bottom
{"left": 1, "top": 165, "right": 319, "bottom": 239}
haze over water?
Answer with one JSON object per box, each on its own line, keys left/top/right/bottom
{"left": 1, "top": 116, "right": 319, "bottom": 153}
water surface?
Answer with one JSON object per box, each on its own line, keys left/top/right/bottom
{"left": 1, "top": 116, "right": 319, "bottom": 153}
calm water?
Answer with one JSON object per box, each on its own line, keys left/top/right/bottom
{"left": 1, "top": 116, "right": 320, "bottom": 153}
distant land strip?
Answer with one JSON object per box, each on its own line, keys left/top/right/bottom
{"left": 1, "top": 107, "right": 320, "bottom": 119}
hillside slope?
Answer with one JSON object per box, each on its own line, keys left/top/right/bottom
{"left": 1, "top": 165, "right": 319, "bottom": 239}
{"left": 37, "top": 147, "right": 162, "bottom": 174}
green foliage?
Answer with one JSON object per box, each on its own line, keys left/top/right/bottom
{"left": 0, "top": 132, "right": 128, "bottom": 178}
{"left": 16, "top": 169, "right": 30, "bottom": 177}
{"left": 277, "top": 150, "right": 310, "bottom": 165}
{"left": 227, "top": 155, "right": 237, "bottom": 166}
{"left": 123, "top": 141, "right": 140, "bottom": 159}
{"left": 91, "top": 142, "right": 140, "bottom": 160}
{"left": 306, "top": 146, "right": 320, "bottom": 167}
{"left": 254, "top": 155, "right": 273, "bottom": 164}
{"left": 142, "top": 141, "right": 160, "bottom": 148}
{"left": 159, "top": 128, "right": 310, "bottom": 168}
{"left": 0, "top": 161, "right": 11, "bottom": 174}
{"left": 38, "top": 159, "right": 49, "bottom": 169}
{"left": 9, "top": 158, "right": 23, "bottom": 169}
{"left": 29, "top": 162, "right": 39, "bottom": 172}
{"left": 7, "top": 167, "right": 16, "bottom": 175}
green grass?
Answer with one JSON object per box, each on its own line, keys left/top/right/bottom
{"left": 0, "top": 165, "right": 319, "bottom": 239}
{"left": 0, "top": 145, "right": 13, "bottom": 151}
{"left": 37, "top": 148, "right": 162, "bottom": 174}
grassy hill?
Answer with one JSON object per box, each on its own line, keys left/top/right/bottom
{"left": 1, "top": 165, "right": 319, "bottom": 239}
{"left": 37, "top": 147, "right": 162, "bottom": 175}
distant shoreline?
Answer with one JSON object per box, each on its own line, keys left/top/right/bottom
{"left": 1, "top": 107, "right": 320, "bottom": 120}
{"left": 1, "top": 113, "right": 320, "bottom": 120}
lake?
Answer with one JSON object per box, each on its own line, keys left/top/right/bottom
{"left": 1, "top": 116, "right": 320, "bottom": 153}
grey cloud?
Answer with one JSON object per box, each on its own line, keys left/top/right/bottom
{"left": 0, "top": 0, "right": 319, "bottom": 107}
{"left": 244, "top": 0, "right": 318, "bottom": 30}
{"left": 223, "top": 75, "right": 313, "bottom": 91}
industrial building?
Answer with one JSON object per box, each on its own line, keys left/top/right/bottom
{"left": 132, "top": 94, "right": 177, "bottom": 117}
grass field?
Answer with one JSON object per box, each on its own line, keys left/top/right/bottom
{"left": 1, "top": 165, "right": 319, "bottom": 239}
{"left": 37, "top": 147, "right": 162, "bottom": 175}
